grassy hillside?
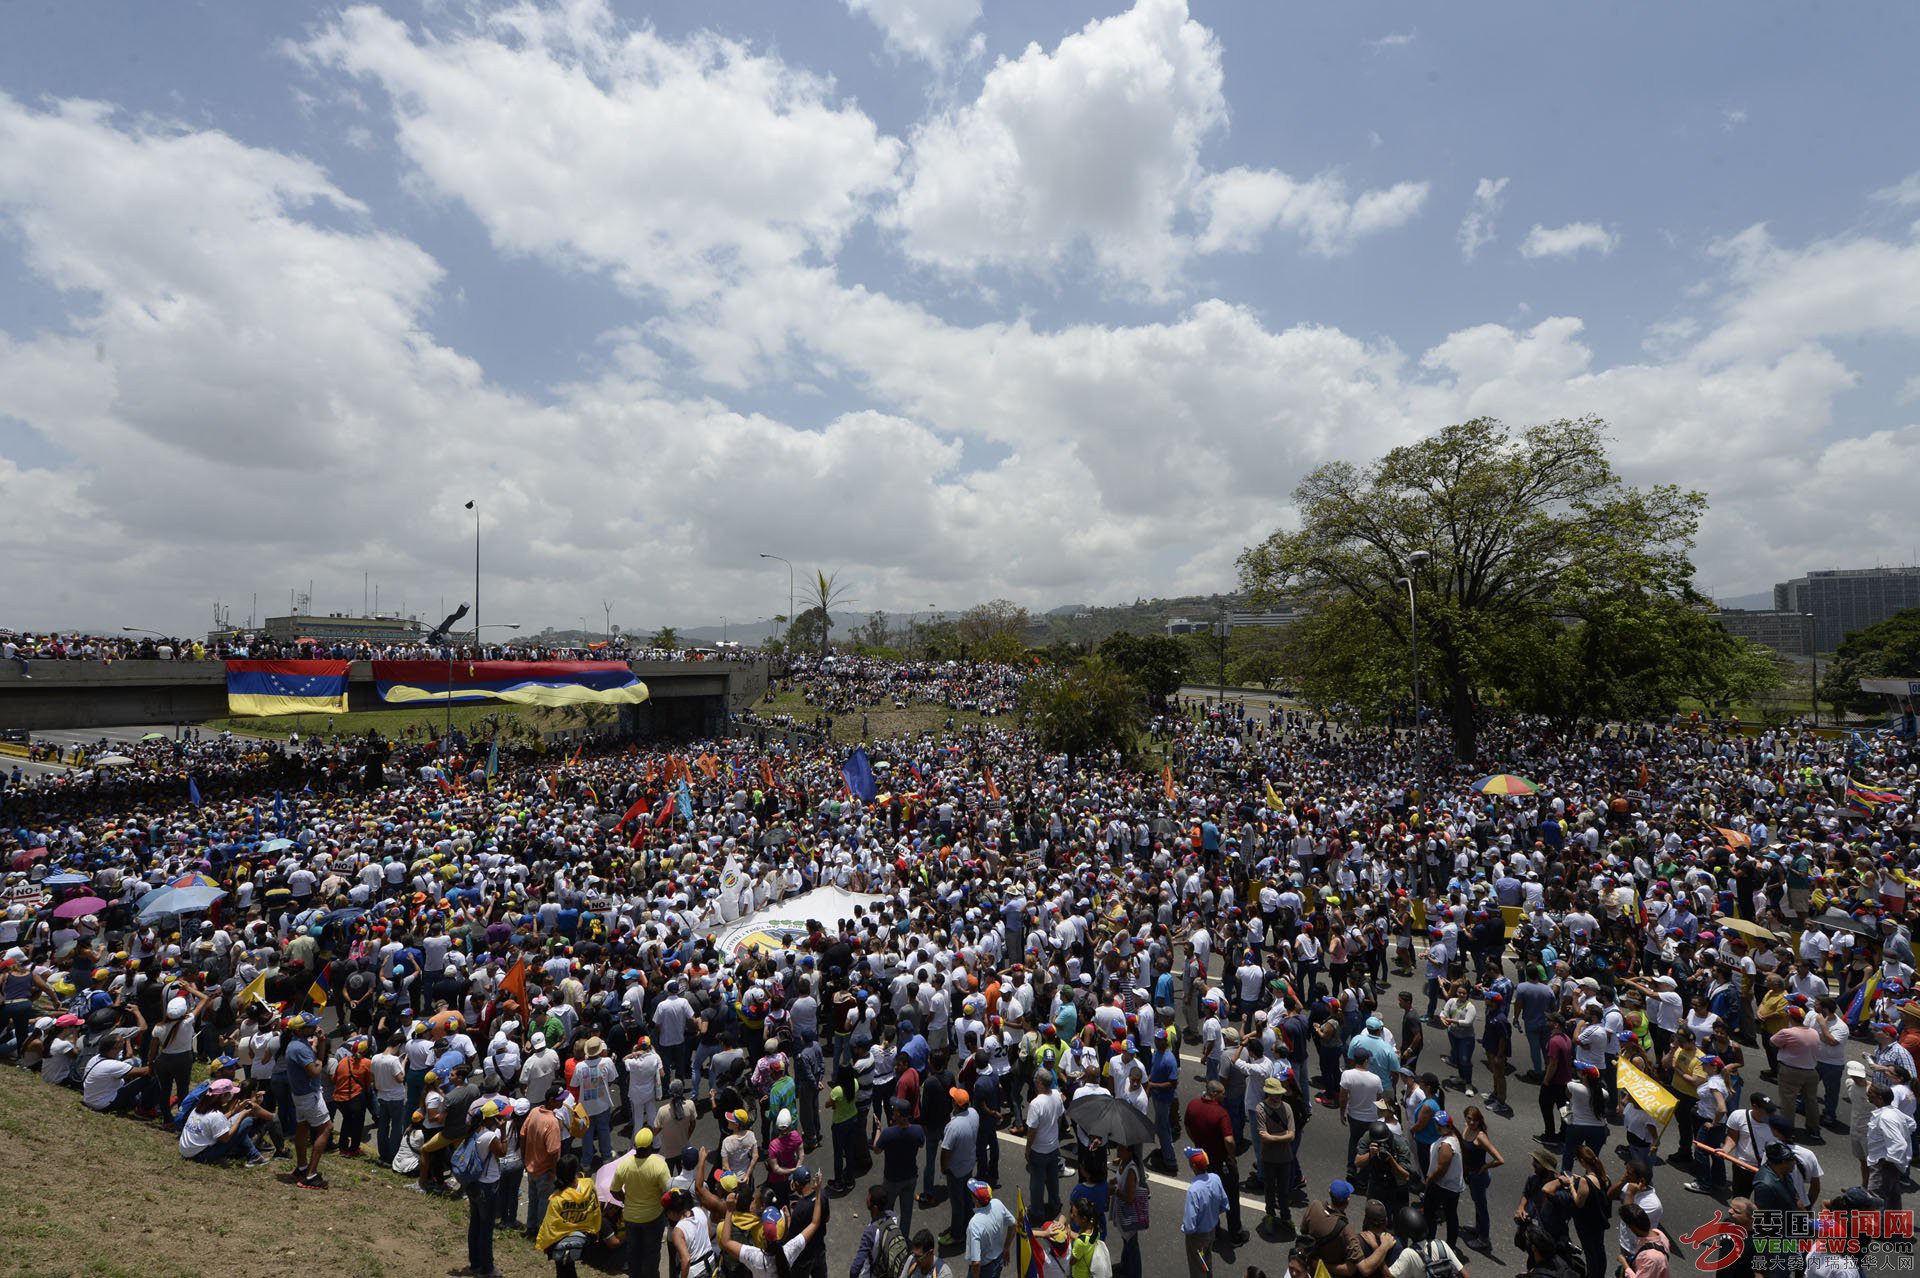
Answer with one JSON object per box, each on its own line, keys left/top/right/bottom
{"left": 0, "top": 1066, "right": 543, "bottom": 1277}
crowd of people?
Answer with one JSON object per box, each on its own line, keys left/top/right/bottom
{"left": 776, "top": 656, "right": 1027, "bottom": 720}
{"left": 0, "top": 627, "right": 766, "bottom": 667}
{"left": 1, "top": 667, "right": 1917, "bottom": 1278}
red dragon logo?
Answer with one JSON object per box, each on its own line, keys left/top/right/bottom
{"left": 1682, "top": 1212, "right": 1748, "bottom": 1272}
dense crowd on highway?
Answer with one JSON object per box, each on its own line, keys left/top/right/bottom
{"left": 0, "top": 628, "right": 764, "bottom": 666}
{"left": 1, "top": 664, "right": 1918, "bottom": 1278}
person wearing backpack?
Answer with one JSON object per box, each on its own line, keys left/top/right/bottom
{"left": 1615, "top": 1204, "right": 1669, "bottom": 1278}
{"left": 1383, "top": 1206, "right": 1469, "bottom": 1278}
{"left": 453, "top": 1099, "right": 506, "bottom": 1278}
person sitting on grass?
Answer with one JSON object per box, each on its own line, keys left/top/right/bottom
{"left": 80, "top": 1028, "right": 159, "bottom": 1117}
{"left": 179, "top": 1078, "right": 277, "bottom": 1166}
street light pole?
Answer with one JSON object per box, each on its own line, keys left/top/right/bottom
{"left": 1400, "top": 548, "right": 1431, "bottom": 890}
{"left": 759, "top": 554, "right": 794, "bottom": 649}
{"left": 465, "top": 500, "right": 479, "bottom": 654}
{"left": 1804, "top": 612, "right": 1819, "bottom": 727}
{"left": 1215, "top": 605, "right": 1229, "bottom": 712}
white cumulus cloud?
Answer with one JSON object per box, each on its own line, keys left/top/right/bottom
{"left": 1456, "top": 176, "right": 1509, "bottom": 261}
{"left": 1520, "top": 221, "right": 1619, "bottom": 259}
{"left": 888, "top": 0, "right": 1426, "bottom": 290}
{"left": 300, "top": 2, "right": 904, "bottom": 309}
{"left": 844, "top": 0, "right": 981, "bottom": 66}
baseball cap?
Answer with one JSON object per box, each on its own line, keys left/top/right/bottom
{"left": 207, "top": 1078, "right": 240, "bottom": 1096}
{"left": 1330, "top": 1179, "right": 1354, "bottom": 1201}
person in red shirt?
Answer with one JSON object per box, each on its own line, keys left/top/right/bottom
{"left": 1539, "top": 1017, "right": 1573, "bottom": 1143}
{"left": 1182, "top": 1079, "right": 1246, "bottom": 1244}
{"left": 896, "top": 1050, "right": 923, "bottom": 1122}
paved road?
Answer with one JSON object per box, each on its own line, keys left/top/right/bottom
{"left": 4, "top": 723, "right": 194, "bottom": 779}
{"left": 560, "top": 962, "right": 1763, "bottom": 1278}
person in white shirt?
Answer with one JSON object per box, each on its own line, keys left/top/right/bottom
{"left": 521, "top": 1032, "right": 560, "bottom": 1105}
{"left": 1865, "top": 1082, "right": 1916, "bottom": 1207}
{"left": 1339, "top": 1051, "right": 1384, "bottom": 1175}
{"left": 370, "top": 1039, "right": 409, "bottom": 1165}
{"left": 179, "top": 1078, "right": 273, "bottom": 1164}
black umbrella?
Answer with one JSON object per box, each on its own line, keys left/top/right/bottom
{"left": 1067, "top": 1090, "right": 1155, "bottom": 1148}
{"left": 1814, "top": 908, "right": 1880, "bottom": 938}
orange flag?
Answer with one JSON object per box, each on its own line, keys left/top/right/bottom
{"left": 1162, "top": 765, "right": 1176, "bottom": 800}
{"left": 499, "top": 958, "right": 528, "bottom": 1011}
{"left": 985, "top": 764, "right": 1001, "bottom": 802}
{"left": 698, "top": 753, "right": 720, "bottom": 781}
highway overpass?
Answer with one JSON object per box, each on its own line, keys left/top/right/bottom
{"left": 0, "top": 659, "right": 768, "bottom": 737}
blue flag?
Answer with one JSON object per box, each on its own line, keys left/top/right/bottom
{"left": 677, "top": 778, "right": 694, "bottom": 820}
{"left": 486, "top": 738, "right": 500, "bottom": 781}
{"left": 188, "top": 777, "right": 203, "bottom": 807}
{"left": 842, "top": 747, "right": 877, "bottom": 803}
{"left": 273, "top": 793, "right": 286, "bottom": 829}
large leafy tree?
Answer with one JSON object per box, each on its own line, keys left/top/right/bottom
{"left": 1098, "top": 631, "right": 1190, "bottom": 706}
{"left": 1018, "top": 658, "right": 1146, "bottom": 766}
{"left": 957, "top": 599, "right": 1032, "bottom": 663}
{"left": 1239, "top": 417, "right": 1709, "bottom": 760}
{"left": 1821, "top": 607, "right": 1920, "bottom": 715}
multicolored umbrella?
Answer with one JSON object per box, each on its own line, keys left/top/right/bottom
{"left": 167, "top": 871, "right": 220, "bottom": 890}
{"left": 1471, "top": 773, "right": 1540, "bottom": 796}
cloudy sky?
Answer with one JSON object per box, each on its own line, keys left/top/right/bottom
{"left": 3, "top": 1, "right": 1918, "bottom": 637}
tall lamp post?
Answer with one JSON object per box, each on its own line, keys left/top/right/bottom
{"left": 444, "top": 622, "right": 520, "bottom": 755}
{"left": 464, "top": 500, "right": 479, "bottom": 652}
{"left": 1214, "top": 605, "right": 1230, "bottom": 711}
{"left": 1804, "top": 612, "right": 1820, "bottom": 727}
{"left": 1398, "top": 549, "right": 1431, "bottom": 889}
{"left": 759, "top": 553, "right": 794, "bottom": 649}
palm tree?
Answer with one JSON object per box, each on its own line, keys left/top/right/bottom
{"left": 806, "top": 570, "right": 855, "bottom": 657}
{"left": 652, "top": 626, "right": 679, "bottom": 650}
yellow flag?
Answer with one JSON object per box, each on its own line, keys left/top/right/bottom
{"left": 234, "top": 971, "right": 267, "bottom": 1010}
{"left": 307, "top": 978, "right": 329, "bottom": 1009}
{"left": 1616, "top": 1057, "right": 1677, "bottom": 1129}
{"left": 1265, "top": 779, "right": 1285, "bottom": 810}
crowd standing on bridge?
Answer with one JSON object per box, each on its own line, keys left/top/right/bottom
{"left": 1, "top": 657, "right": 1917, "bottom": 1278}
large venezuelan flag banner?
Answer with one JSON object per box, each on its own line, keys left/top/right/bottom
{"left": 371, "top": 660, "right": 649, "bottom": 708}
{"left": 225, "top": 660, "right": 351, "bottom": 716}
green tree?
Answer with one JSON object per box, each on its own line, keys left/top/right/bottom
{"left": 1097, "top": 631, "right": 1190, "bottom": 706}
{"left": 850, "top": 610, "right": 893, "bottom": 650}
{"left": 804, "top": 570, "right": 855, "bottom": 657}
{"left": 788, "top": 606, "right": 831, "bottom": 655}
{"left": 650, "top": 626, "right": 679, "bottom": 649}
{"left": 1239, "top": 417, "right": 1708, "bottom": 759}
{"left": 1018, "top": 658, "right": 1146, "bottom": 766}
{"left": 958, "top": 599, "right": 1032, "bottom": 662}
{"left": 1821, "top": 607, "right": 1920, "bottom": 715}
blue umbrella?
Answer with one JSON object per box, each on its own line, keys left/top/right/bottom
{"left": 259, "top": 837, "right": 295, "bottom": 853}
{"left": 321, "top": 907, "right": 367, "bottom": 926}
{"left": 43, "top": 872, "right": 91, "bottom": 887}
{"left": 137, "top": 884, "right": 225, "bottom": 920}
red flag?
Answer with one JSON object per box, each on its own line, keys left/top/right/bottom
{"left": 629, "top": 823, "right": 650, "bottom": 850}
{"left": 652, "top": 794, "right": 675, "bottom": 828}
{"left": 498, "top": 958, "right": 527, "bottom": 1011}
{"left": 615, "top": 795, "right": 649, "bottom": 831}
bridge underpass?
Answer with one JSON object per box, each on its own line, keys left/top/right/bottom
{"left": 0, "top": 659, "right": 767, "bottom": 738}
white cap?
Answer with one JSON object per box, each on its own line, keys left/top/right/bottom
{"left": 166, "top": 997, "right": 189, "bottom": 1019}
